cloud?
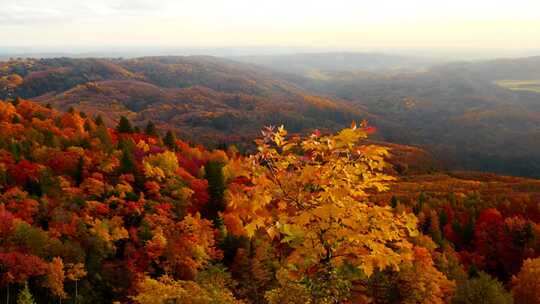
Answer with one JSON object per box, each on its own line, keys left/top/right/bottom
{"left": 0, "top": 3, "right": 64, "bottom": 24}
{"left": 0, "top": 0, "right": 173, "bottom": 24}
{"left": 107, "top": 0, "right": 168, "bottom": 12}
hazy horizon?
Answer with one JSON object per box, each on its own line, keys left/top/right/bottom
{"left": 2, "top": 0, "right": 540, "bottom": 50}
{"left": 2, "top": 46, "right": 540, "bottom": 63}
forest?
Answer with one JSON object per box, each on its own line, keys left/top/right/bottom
{"left": 0, "top": 98, "right": 539, "bottom": 303}
{"left": 2, "top": 55, "right": 540, "bottom": 178}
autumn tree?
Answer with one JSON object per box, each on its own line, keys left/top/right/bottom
{"left": 0, "top": 252, "right": 47, "bottom": 303}
{"left": 16, "top": 282, "right": 36, "bottom": 304}
{"left": 223, "top": 124, "right": 419, "bottom": 302}
{"left": 66, "top": 263, "right": 87, "bottom": 303}
{"left": 366, "top": 247, "right": 455, "bottom": 304}
{"left": 161, "top": 214, "right": 221, "bottom": 279}
{"left": 511, "top": 257, "right": 540, "bottom": 304}
{"left": 132, "top": 274, "right": 242, "bottom": 304}
{"left": 142, "top": 151, "right": 179, "bottom": 181}
{"left": 45, "top": 257, "right": 67, "bottom": 301}
{"left": 452, "top": 272, "right": 513, "bottom": 304}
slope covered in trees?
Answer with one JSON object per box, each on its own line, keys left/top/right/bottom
{"left": 3, "top": 55, "right": 540, "bottom": 178}
{"left": 251, "top": 55, "right": 540, "bottom": 178}
{"left": 0, "top": 57, "right": 371, "bottom": 146}
{"left": 0, "top": 99, "right": 538, "bottom": 303}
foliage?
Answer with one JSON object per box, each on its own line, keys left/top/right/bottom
{"left": 131, "top": 274, "right": 242, "bottom": 304}
{"left": 143, "top": 151, "right": 179, "bottom": 180}
{"left": 223, "top": 124, "right": 418, "bottom": 302}
{"left": 116, "top": 116, "right": 134, "bottom": 133}
{"left": 16, "top": 282, "right": 36, "bottom": 304}
{"left": 511, "top": 257, "right": 540, "bottom": 304}
{"left": 0, "top": 99, "right": 537, "bottom": 303}
{"left": 452, "top": 272, "right": 513, "bottom": 304}
{"left": 45, "top": 257, "right": 67, "bottom": 300}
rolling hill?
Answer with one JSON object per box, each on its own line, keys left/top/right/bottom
{"left": 2, "top": 54, "right": 540, "bottom": 178}
{"left": 0, "top": 56, "right": 372, "bottom": 145}
{"left": 258, "top": 55, "right": 540, "bottom": 178}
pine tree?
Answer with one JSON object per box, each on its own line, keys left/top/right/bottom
{"left": 94, "top": 115, "right": 104, "bottom": 126}
{"left": 74, "top": 156, "right": 84, "bottom": 186}
{"left": 116, "top": 116, "right": 134, "bottom": 133}
{"left": 145, "top": 121, "right": 158, "bottom": 136}
{"left": 94, "top": 125, "right": 112, "bottom": 153}
{"left": 163, "top": 130, "right": 177, "bottom": 151}
{"left": 390, "top": 195, "right": 398, "bottom": 209}
{"left": 119, "top": 142, "right": 136, "bottom": 175}
{"left": 17, "top": 282, "right": 36, "bottom": 304}
{"left": 203, "top": 161, "right": 226, "bottom": 221}
{"left": 118, "top": 140, "right": 145, "bottom": 190}
{"left": 11, "top": 97, "right": 21, "bottom": 106}
{"left": 83, "top": 120, "right": 92, "bottom": 132}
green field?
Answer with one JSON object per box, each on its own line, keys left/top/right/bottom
{"left": 496, "top": 79, "right": 540, "bottom": 93}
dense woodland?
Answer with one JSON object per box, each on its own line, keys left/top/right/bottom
{"left": 277, "top": 56, "right": 540, "bottom": 178}
{"left": 0, "top": 98, "right": 539, "bottom": 303}
{"left": 2, "top": 55, "right": 540, "bottom": 178}
{"left": 0, "top": 57, "right": 365, "bottom": 148}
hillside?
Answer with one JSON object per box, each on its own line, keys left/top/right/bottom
{"left": 0, "top": 56, "right": 370, "bottom": 145}
{"left": 3, "top": 55, "right": 540, "bottom": 178}
{"left": 0, "top": 99, "right": 538, "bottom": 303}
{"left": 269, "top": 56, "right": 540, "bottom": 178}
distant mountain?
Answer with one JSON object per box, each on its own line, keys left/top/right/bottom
{"left": 232, "top": 52, "right": 439, "bottom": 75}
{"left": 255, "top": 56, "right": 540, "bottom": 178}
{"left": 0, "top": 56, "right": 373, "bottom": 145}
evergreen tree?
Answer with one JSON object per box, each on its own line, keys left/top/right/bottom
{"left": 133, "top": 126, "right": 141, "bottom": 133}
{"left": 74, "top": 156, "right": 84, "bottom": 186}
{"left": 83, "top": 120, "right": 92, "bottom": 132}
{"left": 163, "top": 130, "right": 177, "bottom": 151}
{"left": 17, "top": 282, "right": 36, "bottom": 304}
{"left": 45, "top": 102, "right": 52, "bottom": 109}
{"left": 116, "top": 116, "right": 134, "bottom": 133}
{"left": 119, "top": 142, "right": 137, "bottom": 175}
{"left": 94, "top": 115, "right": 104, "bottom": 126}
{"left": 203, "top": 161, "right": 226, "bottom": 221}
{"left": 118, "top": 140, "right": 145, "bottom": 190}
{"left": 390, "top": 195, "right": 398, "bottom": 209}
{"left": 453, "top": 272, "right": 512, "bottom": 304}
{"left": 145, "top": 121, "right": 158, "bottom": 136}
{"left": 95, "top": 125, "right": 113, "bottom": 153}
{"left": 11, "top": 97, "right": 21, "bottom": 106}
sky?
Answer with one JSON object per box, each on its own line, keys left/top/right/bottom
{"left": 1, "top": 0, "right": 540, "bottom": 50}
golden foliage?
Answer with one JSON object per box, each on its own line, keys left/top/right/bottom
{"left": 511, "top": 257, "right": 540, "bottom": 304}
{"left": 132, "top": 275, "right": 242, "bottom": 304}
{"left": 143, "top": 151, "right": 180, "bottom": 180}
{"left": 223, "top": 125, "right": 419, "bottom": 301}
